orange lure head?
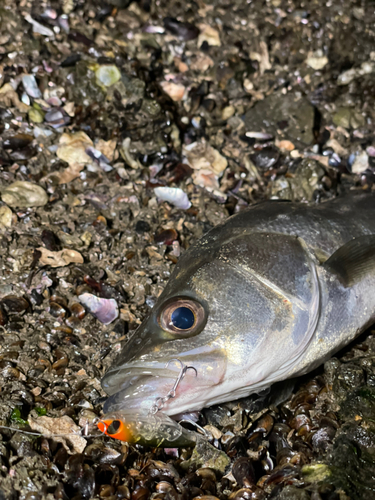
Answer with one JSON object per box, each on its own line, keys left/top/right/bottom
{"left": 97, "top": 417, "right": 135, "bottom": 443}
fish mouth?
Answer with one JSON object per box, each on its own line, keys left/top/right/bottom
{"left": 102, "top": 352, "right": 228, "bottom": 416}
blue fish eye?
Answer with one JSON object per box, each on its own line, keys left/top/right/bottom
{"left": 171, "top": 307, "right": 195, "bottom": 330}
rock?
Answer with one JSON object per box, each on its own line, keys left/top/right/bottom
{"left": 271, "top": 159, "right": 324, "bottom": 201}
{"left": 243, "top": 93, "right": 315, "bottom": 147}
{"left": 181, "top": 440, "right": 231, "bottom": 474}
{"left": 1, "top": 181, "right": 48, "bottom": 208}
{"left": 28, "top": 415, "right": 86, "bottom": 454}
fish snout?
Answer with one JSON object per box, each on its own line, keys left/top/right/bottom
{"left": 102, "top": 352, "right": 227, "bottom": 416}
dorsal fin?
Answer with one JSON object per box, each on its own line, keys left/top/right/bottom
{"left": 323, "top": 235, "right": 375, "bottom": 287}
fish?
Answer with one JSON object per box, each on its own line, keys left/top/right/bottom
{"left": 100, "top": 192, "right": 375, "bottom": 445}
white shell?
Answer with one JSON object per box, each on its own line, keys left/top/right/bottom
{"left": 154, "top": 187, "right": 191, "bottom": 210}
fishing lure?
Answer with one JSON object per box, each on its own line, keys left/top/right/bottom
{"left": 97, "top": 409, "right": 198, "bottom": 448}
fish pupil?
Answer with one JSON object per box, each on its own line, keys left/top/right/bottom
{"left": 107, "top": 420, "right": 121, "bottom": 434}
{"left": 171, "top": 307, "right": 195, "bottom": 329}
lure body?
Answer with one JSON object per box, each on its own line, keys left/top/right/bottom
{"left": 100, "top": 192, "right": 375, "bottom": 445}
{"left": 97, "top": 410, "right": 197, "bottom": 447}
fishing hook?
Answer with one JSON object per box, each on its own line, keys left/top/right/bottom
{"left": 148, "top": 358, "right": 197, "bottom": 415}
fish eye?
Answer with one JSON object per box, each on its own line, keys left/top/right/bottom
{"left": 158, "top": 298, "right": 206, "bottom": 337}
{"left": 107, "top": 420, "right": 121, "bottom": 434}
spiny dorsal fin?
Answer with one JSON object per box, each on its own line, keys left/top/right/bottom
{"left": 323, "top": 235, "right": 375, "bottom": 287}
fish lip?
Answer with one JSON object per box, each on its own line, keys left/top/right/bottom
{"left": 101, "top": 365, "right": 180, "bottom": 395}
{"left": 102, "top": 370, "right": 178, "bottom": 414}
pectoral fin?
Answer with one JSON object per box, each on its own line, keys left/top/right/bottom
{"left": 323, "top": 235, "right": 375, "bottom": 287}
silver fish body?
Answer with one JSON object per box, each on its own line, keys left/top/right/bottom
{"left": 102, "top": 192, "right": 375, "bottom": 418}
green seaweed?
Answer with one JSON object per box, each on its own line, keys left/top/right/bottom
{"left": 10, "top": 408, "right": 28, "bottom": 426}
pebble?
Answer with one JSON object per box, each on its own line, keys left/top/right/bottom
{"left": 351, "top": 151, "right": 369, "bottom": 174}
{"left": 0, "top": 205, "right": 13, "bottom": 228}
{"left": 28, "top": 108, "right": 45, "bottom": 123}
{"left": 306, "top": 52, "right": 329, "bottom": 70}
{"left": 1, "top": 181, "right": 48, "bottom": 207}
{"left": 95, "top": 65, "right": 121, "bottom": 87}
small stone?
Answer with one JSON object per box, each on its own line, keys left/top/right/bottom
{"left": 160, "top": 81, "right": 186, "bottom": 102}
{"left": 79, "top": 293, "right": 119, "bottom": 325}
{"left": 183, "top": 140, "right": 228, "bottom": 176}
{"left": 197, "top": 24, "right": 221, "bottom": 47}
{"left": 135, "top": 220, "right": 151, "bottom": 233}
{"left": 351, "top": 151, "right": 369, "bottom": 174}
{"left": 301, "top": 463, "right": 332, "bottom": 482}
{"left": 95, "top": 65, "right": 121, "bottom": 88}
{"left": 57, "top": 131, "right": 93, "bottom": 165}
{"left": 306, "top": 51, "right": 329, "bottom": 70}
{"left": 276, "top": 139, "right": 295, "bottom": 151}
{"left": 0, "top": 205, "right": 13, "bottom": 228}
{"left": 332, "top": 107, "right": 352, "bottom": 129}
{"left": 28, "top": 108, "right": 45, "bottom": 123}
{"left": 1, "top": 181, "right": 48, "bottom": 208}
{"left": 252, "top": 146, "right": 279, "bottom": 169}
{"left": 163, "top": 17, "right": 199, "bottom": 41}
{"left": 222, "top": 105, "right": 235, "bottom": 120}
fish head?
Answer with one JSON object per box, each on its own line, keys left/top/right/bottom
{"left": 102, "top": 230, "right": 319, "bottom": 416}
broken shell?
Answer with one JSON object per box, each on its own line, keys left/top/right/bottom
{"left": 37, "top": 248, "right": 84, "bottom": 267}
{"left": 154, "top": 187, "right": 191, "bottom": 210}
{"left": 183, "top": 140, "right": 228, "bottom": 177}
{"left": 154, "top": 228, "right": 178, "bottom": 245}
{"left": 78, "top": 293, "right": 119, "bottom": 325}
{"left": 22, "top": 74, "right": 42, "bottom": 98}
